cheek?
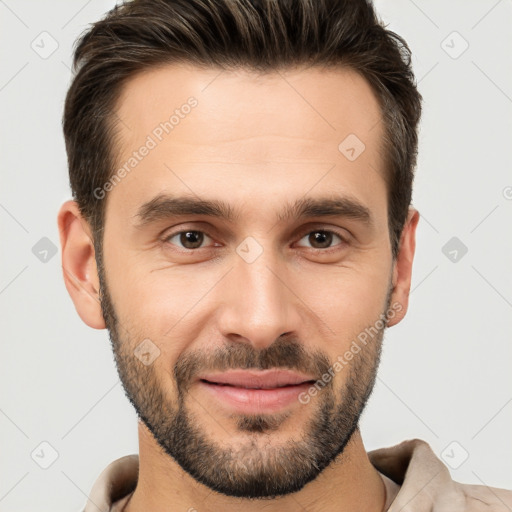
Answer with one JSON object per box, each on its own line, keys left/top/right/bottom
{"left": 294, "top": 261, "right": 390, "bottom": 335}
{"left": 108, "top": 264, "right": 219, "bottom": 360}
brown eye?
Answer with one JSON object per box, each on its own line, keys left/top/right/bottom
{"left": 166, "top": 230, "right": 211, "bottom": 250}
{"left": 296, "top": 230, "right": 345, "bottom": 250}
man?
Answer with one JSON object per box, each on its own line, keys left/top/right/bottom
{"left": 57, "top": 0, "right": 511, "bottom": 510}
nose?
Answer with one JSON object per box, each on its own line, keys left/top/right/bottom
{"left": 216, "top": 245, "right": 302, "bottom": 351}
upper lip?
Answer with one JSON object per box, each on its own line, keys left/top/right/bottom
{"left": 197, "top": 369, "right": 317, "bottom": 389}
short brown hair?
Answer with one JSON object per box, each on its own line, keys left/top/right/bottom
{"left": 63, "top": 0, "right": 422, "bottom": 259}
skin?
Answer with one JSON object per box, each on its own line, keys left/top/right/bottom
{"left": 58, "top": 63, "right": 419, "bottom": 512}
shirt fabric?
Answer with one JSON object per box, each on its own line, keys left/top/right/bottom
{"left": 83, "top": 438, "right": 512, "bottom": 511}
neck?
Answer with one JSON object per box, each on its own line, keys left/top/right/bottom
{"left": 125, "top": 421, "right": 386, "bottom": 512}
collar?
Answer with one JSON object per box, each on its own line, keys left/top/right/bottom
{"left": 84, "top": 438, "right": 512, "bottom": 511}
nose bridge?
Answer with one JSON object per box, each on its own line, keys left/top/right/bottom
{"left": 218, "top": 240, "right": 298, "bottom": 350}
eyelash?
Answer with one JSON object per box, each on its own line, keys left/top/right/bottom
{"left": 162, "top": 227, "right": 348, "bottom": 252}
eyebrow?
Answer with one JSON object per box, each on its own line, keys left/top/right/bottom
{"left": 134, "top": 193, "right": 373, "bottom": 228}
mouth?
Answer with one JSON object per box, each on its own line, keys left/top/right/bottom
{"left": 199, "top": 380, "right": 313, "bottom": 389}
{"left": 197, "top": 369, "right": 317, "bottom": 389}
{"left": 196, "top": 369, "right": 318, "bottom": 413}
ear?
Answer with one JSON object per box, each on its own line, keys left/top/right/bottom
{"left": 387, "top": 207, "right": 420, "bottom": 327}
{"left": 57, "top": 200, "right": 106, "bottom": 329}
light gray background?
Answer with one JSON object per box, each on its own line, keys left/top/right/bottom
{"left": 1, "top": 1, "right": 511, "bottom": 510}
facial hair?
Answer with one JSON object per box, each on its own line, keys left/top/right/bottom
{"left": 97, "top": 254, "right": 391, "bottom": 499}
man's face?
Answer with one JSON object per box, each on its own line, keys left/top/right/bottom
{"left": 98, "top": 64, "right": 397, "bottom": 498}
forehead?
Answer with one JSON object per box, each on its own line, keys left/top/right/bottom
{"left": 107, "top": 62, "right": 387, "bottom": 223}
{"left": 114, "top": 62, "right": 383, "bottom": 145}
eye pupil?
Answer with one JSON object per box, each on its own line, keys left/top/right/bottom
{"left": 181, "top": 231, "right": 203, "bottom": 249}
{"left": 309, "top": 231, "right": 332, "bottom": 248}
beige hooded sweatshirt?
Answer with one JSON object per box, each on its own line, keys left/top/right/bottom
{"left": 83, "top": 439, "right": 512, "bottom": 511}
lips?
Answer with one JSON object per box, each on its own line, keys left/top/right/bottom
{"left": 197, "top": 369, "right": 317, "bottom": 389}
{"left": 196, "top": 370, "right": 318, "bottom": 414}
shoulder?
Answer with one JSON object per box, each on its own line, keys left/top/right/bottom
{"left": 369, "top": 439, "right": 512, "bottom": 512}
{"left": 454, "top": 481, "right": 512, "bottom": 511}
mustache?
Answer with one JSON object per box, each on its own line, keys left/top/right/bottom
{"left": 173, "top": 335, "right": 332, "bottom": 392}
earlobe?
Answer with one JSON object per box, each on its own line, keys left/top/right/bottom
{"left": 387, "top": 207, "right": 420, "bottom": 327}
{"left": 57, "top": 200, "right": 106, "bottom": 329}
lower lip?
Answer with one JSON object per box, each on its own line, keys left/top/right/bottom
{"left": 198, "top": 380, "right": 313, "bottom": 414}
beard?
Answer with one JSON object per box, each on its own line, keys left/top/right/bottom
{"left": 96, "top": 253, "right": 391, "bottom": 499}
